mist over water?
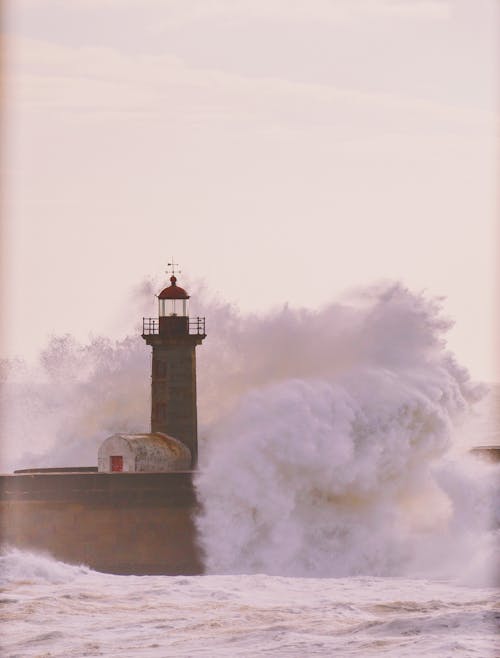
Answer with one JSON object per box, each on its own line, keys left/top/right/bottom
{"left": 1, "top": 281, "right": 498, "bottom": 583}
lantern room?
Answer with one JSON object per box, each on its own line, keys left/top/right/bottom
{"left": 158, "top": 276, "right": 190, "bottom": 317}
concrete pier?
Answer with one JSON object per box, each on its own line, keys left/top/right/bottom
{"left": 0, "top": 471, "right": 203, "bottom": 575}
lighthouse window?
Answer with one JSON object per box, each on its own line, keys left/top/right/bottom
{"left": 158, "top": 298, "right": 188, "bottom": 317}
{"left": 171, "top": 299, "right": 187, "bottom": 316}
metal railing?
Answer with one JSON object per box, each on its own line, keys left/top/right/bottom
{"left": 142, "top": 318, "right": 159, "bottom": 335}
{"left": 142, "top": 317, "right": 206, "bottom": 336}
{"left": 188, "top": 317, "right": 206, "bottom": 335}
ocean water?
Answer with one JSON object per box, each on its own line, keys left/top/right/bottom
{"left": 1, "top": 284, "right": 499, "bottom": 656}
{"left": 1, "top": 548, "right": 498, "bottom": 658}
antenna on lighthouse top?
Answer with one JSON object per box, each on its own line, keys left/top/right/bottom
{"left": 166, "top": 259, "right": 181, "bottom": 277}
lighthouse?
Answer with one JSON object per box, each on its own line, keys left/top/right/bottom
{"left": 141, "top": 266, "right": 206, "bottom": 468}
{"left": 97, "top": 264, "right": 205, "bottom": 474}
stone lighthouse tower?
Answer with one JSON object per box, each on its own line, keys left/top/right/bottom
{"left": 141, "top": 266, "right": 206, "bottom": 468}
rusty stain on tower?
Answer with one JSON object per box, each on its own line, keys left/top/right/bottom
{"left": 142, "top": 271, "right": 206, "bottom": 468}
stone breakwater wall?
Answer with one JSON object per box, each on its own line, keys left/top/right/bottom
{"left": 470, "top": 446, "right": 500, "bottom": 463}
{"left": 0, "top": 472, "right": 203, "bottom": 575}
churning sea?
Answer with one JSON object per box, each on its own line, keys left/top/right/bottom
{"left": 1, "top": 549, "right": 498, "bottom": 658}
{"left": 1, "top": 289, "right": 499, "bottom": 657}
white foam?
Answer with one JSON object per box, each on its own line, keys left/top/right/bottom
{"left": 0, "top": 547, "right": 91, "bottom": 585}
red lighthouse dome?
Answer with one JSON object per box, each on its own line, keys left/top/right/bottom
{"left": 158, "top": 276, "right": 190, "bottom": 300}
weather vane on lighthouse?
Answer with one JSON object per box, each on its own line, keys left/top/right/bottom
{"left": 166, "top": 259, "right": 181, "bottom": 277}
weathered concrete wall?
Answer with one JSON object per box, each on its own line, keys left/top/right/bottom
{"left": 0, "top": 472, "right": 203, "bottom": 575}
{"left": 470, "top": 446, "right": 500, "bottom": 462}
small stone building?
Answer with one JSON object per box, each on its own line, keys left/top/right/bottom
{"left": 98, "top": 433, "right": 191, "bottom": 473}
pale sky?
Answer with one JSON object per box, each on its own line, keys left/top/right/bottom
{"left": 1, "top": 0, "right": 499, "bottom": 380}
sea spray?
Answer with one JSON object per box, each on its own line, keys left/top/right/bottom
{"left": 194, "top": 284, "right": 495, "bottom": 579}
{"left": 1, "top": 280, "right": 496, "bottom": 582}
{"left": 0, "top": 334, "right": 150, "bottom": 471}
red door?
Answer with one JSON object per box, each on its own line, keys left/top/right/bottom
{"left": 110, "top": 455, "right": 123, "bottom": 472}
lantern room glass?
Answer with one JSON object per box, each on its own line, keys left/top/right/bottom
{"left": 158, "top": 298, "right": 189, "bottom": 317}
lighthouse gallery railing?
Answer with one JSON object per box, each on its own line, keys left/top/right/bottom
{"left": 142, "top": 317, "right": 206, "bottom": 336}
